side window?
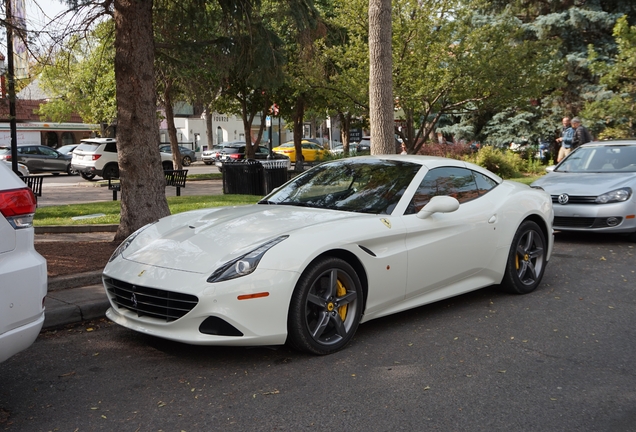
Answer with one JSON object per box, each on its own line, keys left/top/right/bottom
{"left": 407, "top": 167, "right": 479, "bottom": 214}
{"left": 104, "top": 142, "right": 118, "bottom": 153}
{"left": 39, "top": 146, "right": 58, "bottom": 156}
{"left": 257, "top": 146, "right": 269, "bottom": 155}
{"left": 472, "top": 171, "right": 498, "bottom": 195}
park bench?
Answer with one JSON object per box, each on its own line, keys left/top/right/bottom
{"left": 21, "top": 175, "right": 43, "bottom": 203}
{"left": 107, "top": 169, "right": 188, "bottom": 200}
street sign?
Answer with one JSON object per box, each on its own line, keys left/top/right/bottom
{"left": 266, "top": 116, "right": 271, "bottom": 127}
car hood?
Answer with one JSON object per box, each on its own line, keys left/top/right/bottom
{"left": 532, "top": 172, "right": 636, "bottom": 195}
{"left": 121, "top": 204, "right": 359, "bottom": 273}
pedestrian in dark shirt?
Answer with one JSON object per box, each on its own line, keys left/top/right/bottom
{"left": 571, "top": 117, "right": 593, "bottom": 149}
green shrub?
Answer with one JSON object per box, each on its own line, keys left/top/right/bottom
{"left": 466, "top": 146, "right": 524, "bottom": 178}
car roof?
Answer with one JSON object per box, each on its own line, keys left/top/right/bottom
{"left": 80, "top": 138, "right": 116, "bottom": 144}
{"left": 580, "top": 140, "right": 636, "bottom": 147}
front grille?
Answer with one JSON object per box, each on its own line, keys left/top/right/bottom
{"left": 551, "top": 195, "right": 598, "bottom": 205}
{"left": 554, "top": 216, "right": 623, "bottom": 228}
{"left": 104, "top": 277, "right": 199, "bottom": 322}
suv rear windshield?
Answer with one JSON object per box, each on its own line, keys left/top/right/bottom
{"left": 77, "top": 142, "right": 117, "bottom": 152}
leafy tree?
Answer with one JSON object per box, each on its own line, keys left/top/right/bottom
{"left": 36, "top": 20, "right": 116, "bottom": 132}
{"left": 318, "top": 0, "right": 370, "bottom": 154}
{"left": 392, "top": 0, "right": 560, "bottom": 154}
{"left": 582, "top": 15, "right": 636, "bottom": 139}
{"left": 481, "top": 1, "right": 636, "bottom": 146}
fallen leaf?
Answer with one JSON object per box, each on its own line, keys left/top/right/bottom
{"left": 600, "top": 256, "right": 606, "bottom": 261}
{"left": 498, "top": 370, "right": 506, "bottom": 373}
{"left": 59, "top": 371, "right": 76, "bottom": 378}
{"left": 261, "top": 390, "right": 280, "bottom": 395}
{"left": 86, "top": 328, "right": 94, "bottom": 332}
{"left": 158, "top": 401, "right": 167, "bottom": 407}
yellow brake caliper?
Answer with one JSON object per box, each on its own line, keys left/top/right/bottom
{"left": 337, "top": 279, "right": 348, "bottom": 321}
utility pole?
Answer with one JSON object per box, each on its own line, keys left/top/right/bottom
{"left": 5, "top": 0, "right": 19, "bottom": 175}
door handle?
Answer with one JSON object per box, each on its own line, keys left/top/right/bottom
{"left": 488, "top": 215, "right": 497, "bottom": 224}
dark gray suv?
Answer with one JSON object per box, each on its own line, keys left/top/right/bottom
{"left": 0, "top": 144, "right": 74, "bottom": 175}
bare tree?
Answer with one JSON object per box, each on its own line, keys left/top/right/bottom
{"left": 368, "top": 0, "right": 394, "bottom": 154}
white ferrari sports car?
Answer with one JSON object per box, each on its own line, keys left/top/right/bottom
{"left": 103, "top": 155, "right": 554, "bottom": 355}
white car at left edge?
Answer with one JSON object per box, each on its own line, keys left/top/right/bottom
{"left": 0, "top": 162, "right": 47, "bottom": 363}
{"left": 103, "top": 155, "right": 554, "bottom": 355}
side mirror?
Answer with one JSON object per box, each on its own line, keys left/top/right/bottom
{"left": 416, "top": 196, "right": 460, "bottom": 219}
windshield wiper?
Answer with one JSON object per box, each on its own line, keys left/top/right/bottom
{"left": 258, "top": 200, "right": 278, "bottom": 205}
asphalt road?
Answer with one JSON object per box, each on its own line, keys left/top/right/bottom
{"left": 1, "top": 232, "right": 634, "bottom": 431}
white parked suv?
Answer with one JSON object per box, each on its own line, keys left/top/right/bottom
{"left": 71, "top": 138, "right": 175, "bottom": 181}
{"left": 0, "top": 163, "right": 47, "bottom": 363}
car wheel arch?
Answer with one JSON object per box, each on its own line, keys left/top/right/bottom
{"left": 296, "top": 248, "right": 369, "bottom": 313}
{"left": 522, "top": 214, "right": 551, "bottom": 249}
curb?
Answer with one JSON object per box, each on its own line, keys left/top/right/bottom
{"left": 44, "top": 285, "right": 110, "bottom": 329}
{"left": 35, "top": 224, "right": 119, "bottom": 234}
{"left": 48, "top": 270, "right": 103, "bottom": 291}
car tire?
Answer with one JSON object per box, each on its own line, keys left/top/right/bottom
{"left": 102, "top": 164, "right": 119, "bottom": 180}
{"left": 204, "top": 161, "right": 212, "bottom": 165}
{"left": 287, "top": 256, "right": 363, "bottom": 355}
{"left": 182, "top": 156, "right": 192, "bottom": 167}
{"left": 67, "top": 164, "right": 78, "bottom": 176}
{"left": 80, "top": 172, "right": 97, "bottom": 181}
{"left": 500, "top": 220, "right": 547, "bottom": 294}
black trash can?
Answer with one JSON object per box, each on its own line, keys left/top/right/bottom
{"left": 261, "top": 159, "right": 290, "bottom": 195}
{"left": 222, "top": 160, "right": 264, "bottom": 195}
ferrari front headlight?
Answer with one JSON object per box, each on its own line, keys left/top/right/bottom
{"left": 207, "top": 235, "right": 289, "bottom": 283}
{"left": 595, "top": 187, "right": 632, "bottom": 204}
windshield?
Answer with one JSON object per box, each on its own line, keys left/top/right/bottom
{"left": 556, "top": 145, "right": 636, "bottom": 173}
{"left": 260, "top": 159, "right": 421, "bottom": 214}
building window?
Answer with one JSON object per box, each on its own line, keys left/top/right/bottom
{"left": 44, "top": 131, "right": 58, "bottom": 148}
{"left": 61, "top": 132, "right": 75, "bottom": 146}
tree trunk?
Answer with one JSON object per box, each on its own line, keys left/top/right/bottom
{"left": 163, "top": 81, "right": 183, "bottom": 170}
{"left": 338, "top": 111, "right": 351, "bottom": 155}
{"left": 292, "top": 96, "right": 305, "bottom": 171}
{"left": 114, "top": 0, "right": 170, "bottom": 243}
{"left": 204, "top": 106, "right": 214, "bottom": 148}
{"left": 368, "top": 0, "right": 394, "bottom": 155}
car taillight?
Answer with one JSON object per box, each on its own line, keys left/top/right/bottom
{"left": 229, "top": 153, "right": 241, "bottom": 159}
{"left": 0, "top": 187, "right": 36, "bottom": 229}
{"left": 91, "top": 154, "right": 102, "bottom": 161}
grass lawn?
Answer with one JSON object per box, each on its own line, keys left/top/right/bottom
{"left": 34, "top": 194, "right": 261, "bottom": 226}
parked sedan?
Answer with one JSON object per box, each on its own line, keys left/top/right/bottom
{"left": 532, "top": 140, "right": 636, "bottom": 241}
{"left": 215, "top": 142, "right": 290, "bottom": 170}
{"left": 0, "top": 144, "right": 74, "bottom": 175}
{"left": 103, "top": 155, "right": 553, "bottom": 355}
{"left": 201, "top": 145, "right": 223, "bottom": 165}
{"left": 272, "top": 140, "right": 327, "bottom": 162}
{"left": 0, "top": 163, "right": 47, "bottom": 363}
{"left": 158, "top": 144, "right": 197, "bottom": 166}
{"left": 56, "top": 144, "right": 79, "bottom": 156}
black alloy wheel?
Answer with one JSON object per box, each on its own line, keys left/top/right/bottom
{"left": 288, "top": 257, "right": 363, "bottom": 355}
{"left": 500, "top": 220, "right": 547, "bottom": 294}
